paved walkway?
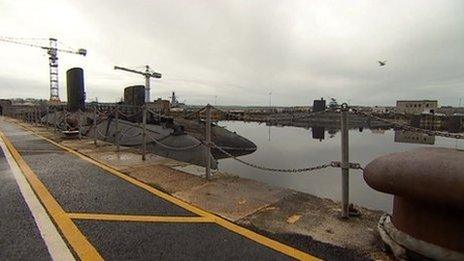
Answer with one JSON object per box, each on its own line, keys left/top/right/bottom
{"left": 0, "top": 118, "right": 318, "bottom": 260}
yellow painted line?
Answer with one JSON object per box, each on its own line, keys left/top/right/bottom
{"left": 68, "top": 213, "right": 214, "bottom": 223}
{"left": 0, "top": 131, "right": 104, "bottom": 261}
{"left": 12, "top": 121, "right": 320, "bottom": 261}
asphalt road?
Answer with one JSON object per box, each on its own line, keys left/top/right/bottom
{"left": 0, "top": 143, "right": 52, "bottom": 260}
{"left": 0, "top": 119, "right": 317, "bottom": 260}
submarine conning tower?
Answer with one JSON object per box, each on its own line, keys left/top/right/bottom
{"left": 66, "top": 67, "right": 86, "bottom": 112}
{"left": 124, "top": 85, "right": 145, "bottom": 106}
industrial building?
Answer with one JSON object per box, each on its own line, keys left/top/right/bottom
{"left": 396, "top": 100, "right": 438, "bottom": 114}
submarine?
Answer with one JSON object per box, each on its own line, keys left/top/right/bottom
{"left": 42, "top": 68, "right": 256, "bottom": 168}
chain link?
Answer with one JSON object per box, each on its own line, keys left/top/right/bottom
{"left": 212, "top": 143, "right": 333, "bottom": 173}
{"left": 183, "top": 106, "right": 208, "bottom": 119}
{"left": 330, "top": 161, "right": 364, "bottom": 170}
{"left": 116, "top": 107, "right": 142, "bottom": 118}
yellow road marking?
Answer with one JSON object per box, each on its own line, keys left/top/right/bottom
{"left": 0, "top": 131, "right": 104, "bottom": 261}
{"left": 11, "top": 121, "right": 320, "bottom": 261}
{"left": 68, "top": 213, "right": 214, "bottom": 223}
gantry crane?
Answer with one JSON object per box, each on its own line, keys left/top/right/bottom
{"left": 114, "top": 65, "right": 162, "bottom": 103}
{"left": 0, "top": 37, "right": 87, "bottom": 102}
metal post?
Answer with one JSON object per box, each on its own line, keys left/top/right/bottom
{"left": 205, "top": 104, "right": 212, "bottom": 180}
{"left": 77, "top": 109, "right": 82, "bottom": 140}
{"left": 115, "top": 106, "right": 120, "bottom": 153}
{"left": 63, "top": 107, "right": 67, "bottom": 131}
{"left": 45, "top": 106, "right": 49, "bottom": 129}
{"left": 142, "top": 105, "right": 147, "bottom": 161}
{"left": 38, "top": 107, "right": 42, "bottom": 126}
{"left": 35, "top": 107, "right": 40, "bottom": 126}
{"left": 34, "top": 107, "right": 37, "bottom": 125}
{"left": 145, "top": 72, "right": 151, "bottom": 103}
{"left": 93, "top": 105, "right": 98, "bottom": 146}
{"left": 340, "top": 103, "right": 350, "bottom": 219}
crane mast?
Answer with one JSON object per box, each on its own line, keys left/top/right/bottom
{"left": 114, "top": 65, "right": 162, "bottom": 103}
{"left": 0, "top": 36, "right": 87, "bottom": 102}
{"left": 48, "top": 38, "right": 60, "bottom": 102}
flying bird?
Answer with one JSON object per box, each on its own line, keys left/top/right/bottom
{"left": 378, "top": 60, "right": 387, "bottom": 66}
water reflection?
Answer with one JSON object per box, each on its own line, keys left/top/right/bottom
{"left": 217, "top": 121, "right": 464, "bottom": 213}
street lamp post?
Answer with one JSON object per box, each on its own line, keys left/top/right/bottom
{"left": 269, "top": 92, "right": 272, "bottom": 109}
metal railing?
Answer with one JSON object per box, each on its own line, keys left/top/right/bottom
{"left": 5, "top": 102, "right": 463, "bottom": 219}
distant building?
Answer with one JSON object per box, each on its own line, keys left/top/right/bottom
{"left": 170, "top": 92, "right": 185, "bottom": 108}
{"left": 410, "top": 112, "right": 445, "bottom": 130}
{"left": 371, "top": 106, "right": 393, "bottom": 114}
{"left": 396, "top": 100, "right": 437, "bottom": 114}
{"left": 436, "top": 106, "right": 464, "bottom": 116}
{"left": 148, "top": 98, "right": 170, "bottom": 113}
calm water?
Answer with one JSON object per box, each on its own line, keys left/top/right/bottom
{"left": 217, "top": 121, "right": 464, "bottom": 213}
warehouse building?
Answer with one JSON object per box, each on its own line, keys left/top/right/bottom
{"left": 396, "top": 100, "right": 438, "bottom": 114}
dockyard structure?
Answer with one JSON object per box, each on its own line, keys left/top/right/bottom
{"left": 148, "top": 98, "right": 171, "bottom": 114}
{"left": 410, "top": 112, "right": 444, "bottom": 130}
{"left": 396, "top": 100, "right": 438, "bottom": 114}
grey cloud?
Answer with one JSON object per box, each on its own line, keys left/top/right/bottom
{"left": 2, "top": 0, "right": 464, "bottom": 106}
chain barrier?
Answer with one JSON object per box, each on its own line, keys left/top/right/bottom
{"left": 352, "top": 110, "right": 464, "bottom": 140}
{"left": 330, "top": 161, "right": 364, "bottom": 170}
{"left": 183, "top": 106, "right": 208, "bottom": 119}
{"left": 96, "top": 129, "right": 112, "bottom": 139}
{"left": 12, "top": 105, "right": 368, "bottom": 175}
{"left": 212, "top": 143, "right": 362, "bottom": 173}
{"left": 187, "top": 105, "right": 331, "bottom": 122}
{"left": 209, "top": 106, "right": 244, "bottom": 120}
{"left": 147, "top": 108, "right": 163, "bottom": 118}
{"left": 116, "top": 107, "right": 142, "bottom": 118}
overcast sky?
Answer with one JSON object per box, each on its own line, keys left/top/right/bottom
{"left": 1, "top": 0, "right": 463, "bottom": 106}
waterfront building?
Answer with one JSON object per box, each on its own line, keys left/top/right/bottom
{"left": 396, "top": 100, "right": 437, "bottom": 114}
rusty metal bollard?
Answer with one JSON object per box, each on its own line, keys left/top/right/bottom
{"left": 364, "top": 147, "right": 464, "bottom": 260}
